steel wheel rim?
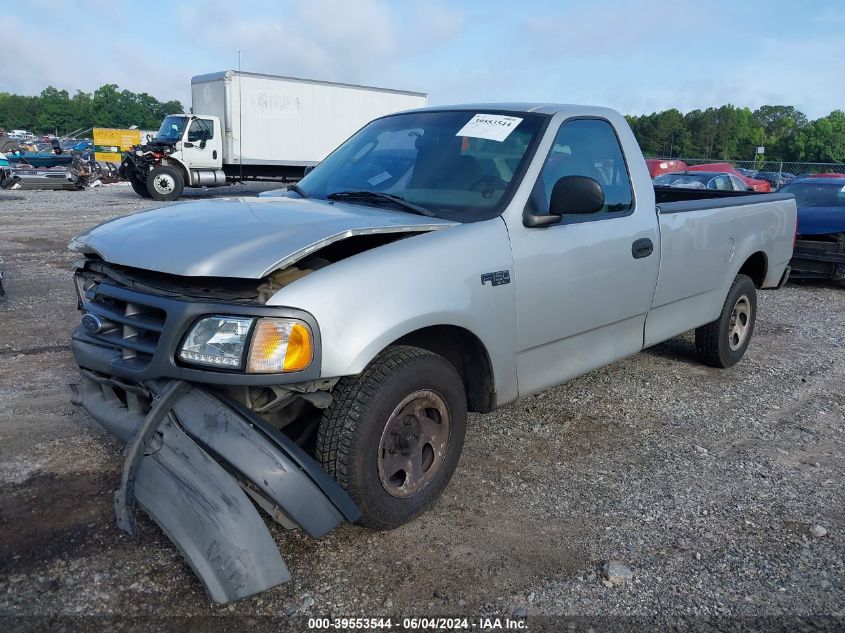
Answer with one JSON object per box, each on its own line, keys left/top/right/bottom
{"left": 377, "top": 389, "right": 451, "bottom": 498}
{"left": 153, "top": 174, "right": 175, "bottom": 194}
{"left": 728, "top": 294, "right": 752, "bottom": 351}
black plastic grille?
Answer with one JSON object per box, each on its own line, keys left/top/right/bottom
{"left": 81, "top": 282, "right": 167, "bottom": 369}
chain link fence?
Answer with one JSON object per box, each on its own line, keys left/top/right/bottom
{"left": 649, "top": 157, "right": 845, "bottom": 189}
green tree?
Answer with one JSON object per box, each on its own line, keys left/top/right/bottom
{"left": 752, "top": 105, "right": 807, "bottom": 160}
{"left": 35, "top": 86, "right": 72, "bottom": 135}
{"left": 69, "top": 90, "right": 92, "bottom": 133}
{"left": 789, "top": 110, "right": 845, "bottom": 163}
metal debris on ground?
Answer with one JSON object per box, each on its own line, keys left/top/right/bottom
{"left": 1, "top": 155, "right": 121, "bottom": 191}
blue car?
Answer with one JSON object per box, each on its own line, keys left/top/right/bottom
{"left": 778, "top": 177, "right": 845, "bottom": 281}
{"left": 73, "top": 140, "right": 94, "bottom": 159}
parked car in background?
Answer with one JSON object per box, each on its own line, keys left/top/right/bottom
{"left": 645, "top": 158, "right": 687, "bottom": 178}
{"left": 755, "top": 171, "right": 793, "bottom": 189}
{"left": 778, "top": 177, "right": 845, "bottom": 281}
{"left": 810, "top": 172, "right": 845, "bottom": 179}
{"left": 688, "top": 162, "right": 772, "bottom": 192}
{"left": 653, "top": 171, "right": 751, "bottom": 192}
{"left": 735, "top": 167, "right": 758, "bottom": 178}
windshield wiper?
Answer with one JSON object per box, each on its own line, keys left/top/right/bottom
{"left": 286, "top": 183, "right": 309, "bottom": 198}
{"left": 326, "top": 190, "right": 434, "bottom": 217}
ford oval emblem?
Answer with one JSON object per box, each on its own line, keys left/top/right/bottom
{"left": 81, "top": 313, "right": 103, "bottom": 334}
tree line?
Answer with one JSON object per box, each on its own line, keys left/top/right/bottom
{"left": 626, "top": 105, "right": 845, "bottom": 164}
{"left": 1, "top": 85, "right": 843, "bottom": 163}
{"left": 0, "top": 85, "right": 184, "bottom": 136}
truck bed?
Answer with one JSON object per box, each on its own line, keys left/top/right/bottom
{"left": 655, "top": 185, "right": 773, "bottom": 205}
{"left": 645, "top": 188, "right": 796, "bottom": 347}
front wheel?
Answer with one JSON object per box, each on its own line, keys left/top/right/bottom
{"left": 146, "top": 165, "right": 184, "bottom": 201}
{"left": 130, "top": 178, "right": 152, "bottom": 198}
{"left": 316, "top": 346, "right": 467, "bottom": 530}
{"left": 695, "top": 274, "right": 757, "bottom": 368}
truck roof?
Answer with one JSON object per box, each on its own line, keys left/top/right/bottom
{"left": 392, "top": 102, "right": 623, "bottom": 118}
{"left": 191, "top": 70, "right": 428, "bottom": 98}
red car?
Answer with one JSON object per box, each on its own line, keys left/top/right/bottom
{"left": 646, "top": 158, "right": 687, "bottom": 179}
{"left": 687, "top": 163, "right": 771, "bottom": 192}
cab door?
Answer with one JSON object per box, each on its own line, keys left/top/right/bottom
{"left": 181, "top": 117, "right": 221, "bottom": 169}
{"left": 504, "top": 117, "right": 660, "bottom": 397}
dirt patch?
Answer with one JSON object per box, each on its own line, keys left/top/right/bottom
{"left": 0, "top": 470, "right": 118, "bottom": 571}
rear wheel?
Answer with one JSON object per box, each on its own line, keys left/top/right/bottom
{"left": 695, "top": 274, "right": 757, "bottom": 368}
{"left": 146, "top": 165, "right": 184, "bottom": 201}
{"left": 316, "top": 346, "right": 467, "bottom": 530}
{"left": 130, "top": 178, "right": 152, "bottom": 198}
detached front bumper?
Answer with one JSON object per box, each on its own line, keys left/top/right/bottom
{"left": 71, "top": 370, "right": 359, "bottom": 603}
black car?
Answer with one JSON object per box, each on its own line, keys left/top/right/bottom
{"left": 755, "top": 171, "right": 793, "bottom": 189}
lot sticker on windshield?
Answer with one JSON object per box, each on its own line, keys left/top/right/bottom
{"left": 368, "top": 171, "right": 392, "bottom": 186}
{"left": 456, "top": 114, "right": 523, "bottom": 142}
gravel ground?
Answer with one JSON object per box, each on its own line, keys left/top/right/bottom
{"left": 0, "top": 185, "right": 843, "bottom": 629}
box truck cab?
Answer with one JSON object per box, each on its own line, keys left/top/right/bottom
{"left": 120, "top": 71, "right": 428, "bottom": 201}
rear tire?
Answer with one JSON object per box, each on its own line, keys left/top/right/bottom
{"left": 695, "top": 274, "right": 757, "bottom": 368}
{"left": 130, "top": 178, "right": 152, "bottom": 198}
{"left": 316, "top": 346, "right": 467, "bottom": 530}
{"left": 146, "top": 165, "right": 184, "bottom": 201}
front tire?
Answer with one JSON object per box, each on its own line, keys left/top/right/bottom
{"left": 130, "top": 177, "right": 152, "bottom": 198}
{"left": 146, "top": 165, "right": 184, "bottom": 201}
{"left": 316, "top": 346, "right": 467, "bottom": 530}
{"left": 695, "top": 274, "right": 757, "bottom": 368}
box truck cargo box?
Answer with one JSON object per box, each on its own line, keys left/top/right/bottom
{"left": 120, "top": 71, "right": 427, "bottom": 200}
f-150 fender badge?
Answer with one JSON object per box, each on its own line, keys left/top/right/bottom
{"left": 481, "top": 271, "right": 511, "bottom": 286}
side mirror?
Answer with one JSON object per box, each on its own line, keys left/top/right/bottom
{"left": 199, "top": 139, "right": 207, "bottom": 149}
{"left": 549, "top": 176, "right": 605, "bottom": 216}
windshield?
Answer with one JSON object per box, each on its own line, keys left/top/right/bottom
{"left": 780, "top": 182, "right": 845, "bottom": 207}
{"left": 294, "top": 110, "right": 547, "bottom": 222}
{"left": 155, "top": 116, "right": 188, "bottom": 142}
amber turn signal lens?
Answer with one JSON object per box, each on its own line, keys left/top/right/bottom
{"left": 246, "top": 318, "right": 313, "bottom": 373}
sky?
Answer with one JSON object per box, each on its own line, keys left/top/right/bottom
{"left": 4, "top": 0, "right": 844, "bottom": 119}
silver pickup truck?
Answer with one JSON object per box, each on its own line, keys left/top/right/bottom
{"left": 68, "top": 104, "right": 796, "bottom": 602}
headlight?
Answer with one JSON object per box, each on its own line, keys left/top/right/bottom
{"left": 247, "top": 318, "right": 313, "bottom": 373}
{"left": 179, "top": 316, "right": 253, "bottom": 368}
{"left": 178, "top": 316, "right": 313, "bottom": 373}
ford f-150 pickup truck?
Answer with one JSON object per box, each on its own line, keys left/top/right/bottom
{"left": 68, "top": 103, "right": 797, "bottom": 603}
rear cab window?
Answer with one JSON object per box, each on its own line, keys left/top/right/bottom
{"left": 532, "top": 118, "right": 634, "bottom": 222}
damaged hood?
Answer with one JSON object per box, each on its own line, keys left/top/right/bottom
{"left": 69, "top": 196, "right": 455, "bottom": 278}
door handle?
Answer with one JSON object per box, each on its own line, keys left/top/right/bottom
{"left": 632, "top": 238, "right": 654, "bottom": 259}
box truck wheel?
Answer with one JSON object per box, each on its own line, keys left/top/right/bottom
{"left": 130, "top": 178, "right": 152, "bottom": 198}
{"left": 316, "top": 345, "right": 467, "bottom": 530}
{"left": 146, "top": 166, "right": 184, "bottom": 201}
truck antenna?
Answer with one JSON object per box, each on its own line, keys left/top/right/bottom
{"left": 238, "top": 50, "right": 244, "bottom": 189}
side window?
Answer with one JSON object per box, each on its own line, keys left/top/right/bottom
{"left": 535, "top": 118, "right": 633, "bottom": 220}
{"left": 187, "top": 118, "right": 214, "bottom": 143}
{"left": 730, "top": 175, "right": 747, "bottom": 191}
{"left": 712, "top": 175, "right": 731, "bottom": 191}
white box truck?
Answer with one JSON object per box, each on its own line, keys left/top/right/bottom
{"left": 119, "top": 71, "right": 428, "bottom": 200}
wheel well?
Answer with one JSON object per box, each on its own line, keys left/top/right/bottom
{"left": 738, "top": 251, "right": 767, "bottom": 288}
{"left": 393, "top": 326, "right": 496, "bottom": 413}
{"left": 162, "top": 159, "right": 188, "bottom": 185}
